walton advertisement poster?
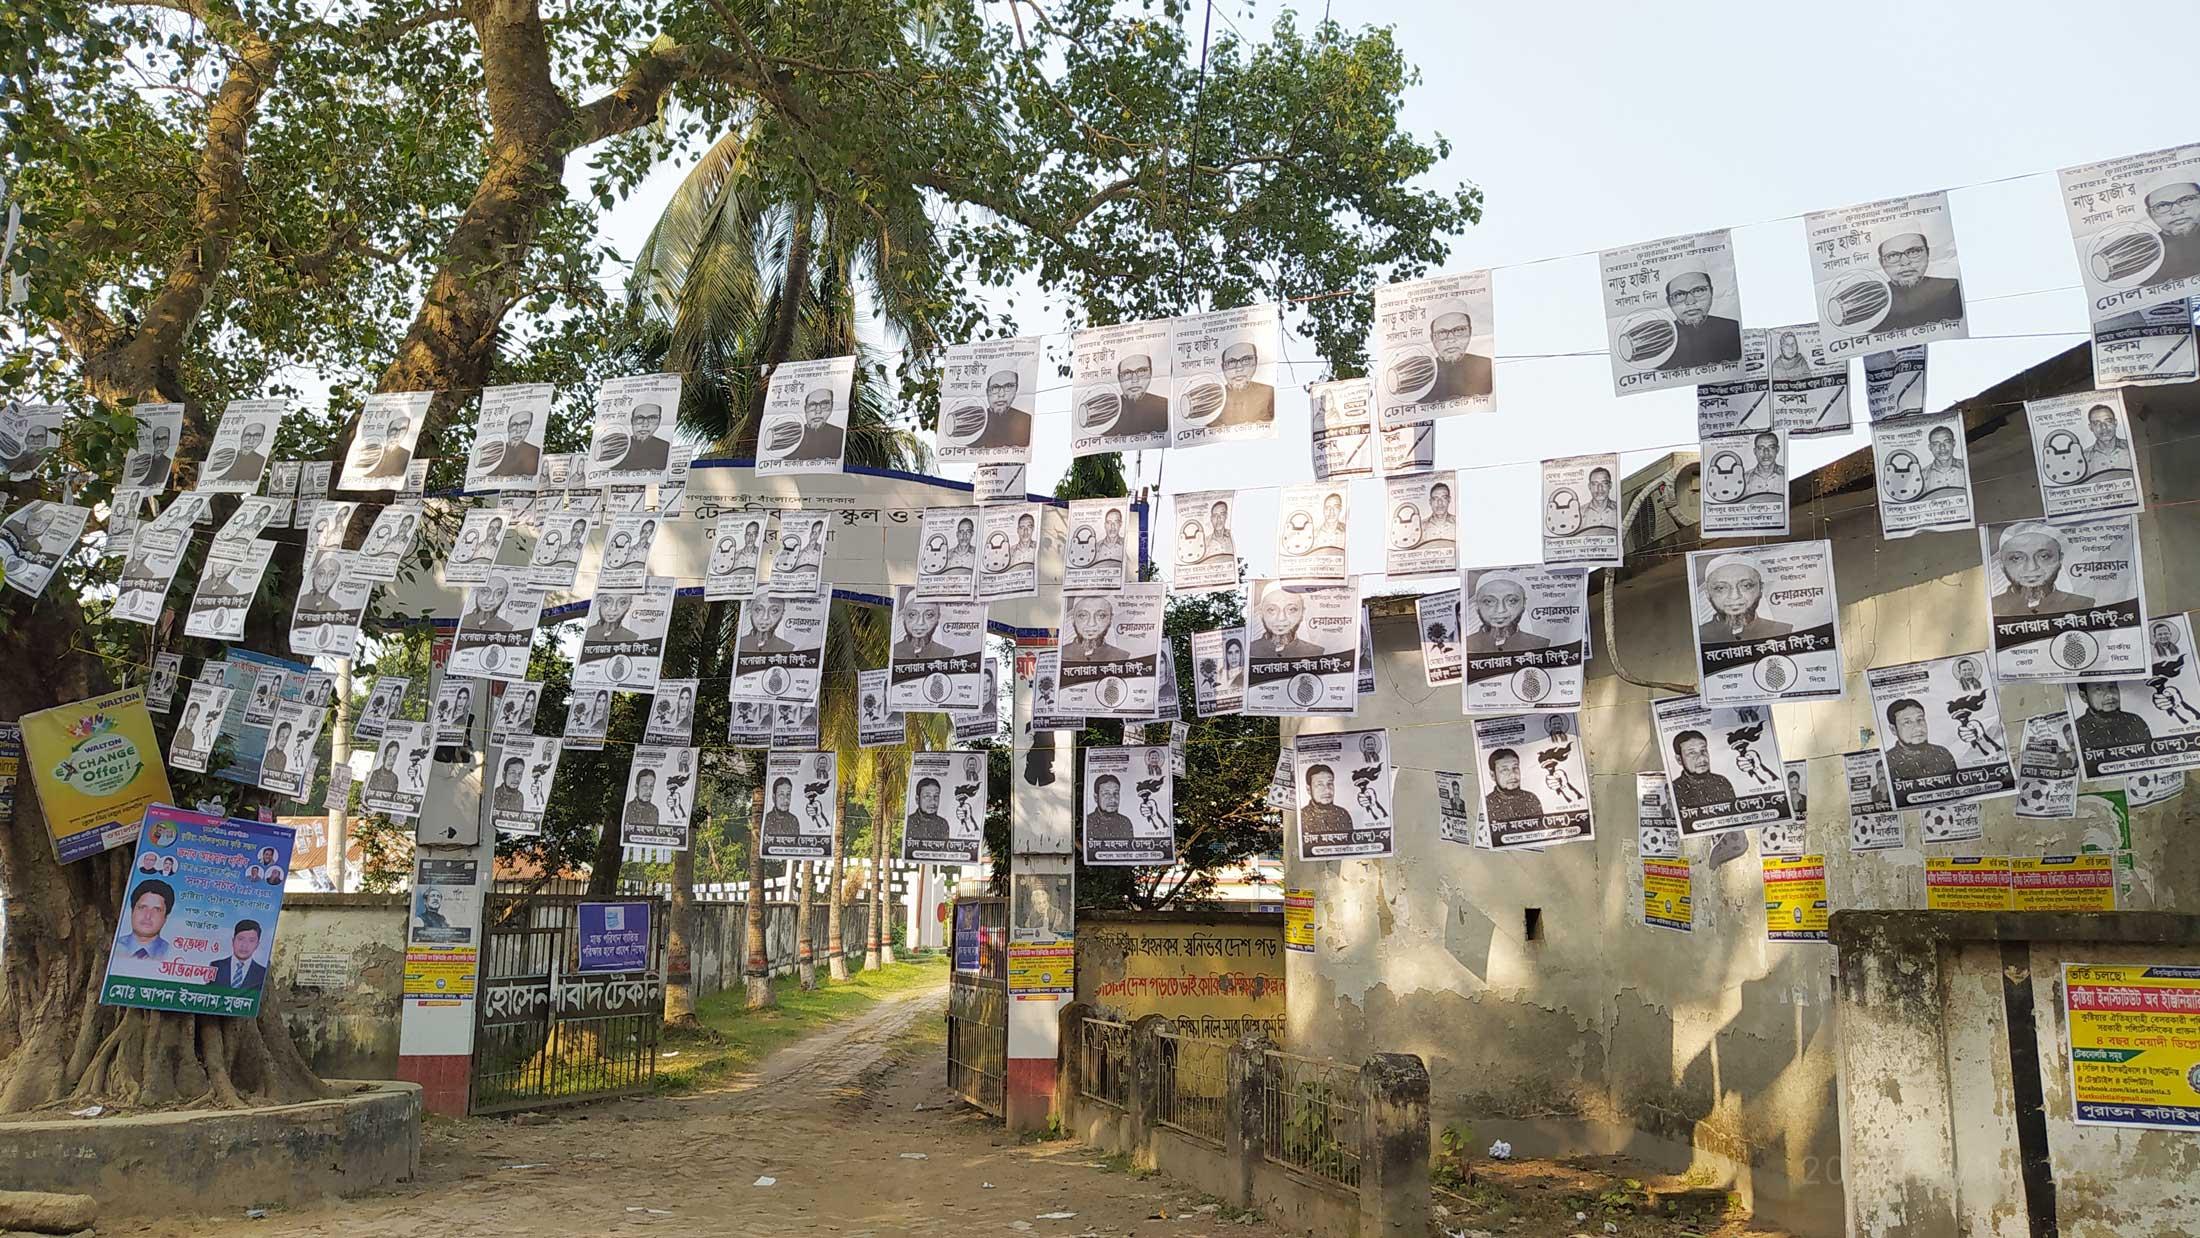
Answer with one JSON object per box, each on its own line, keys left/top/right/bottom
{"left": 102, "top": 805, "right": 293, "bottom": 1018}
{"left": 20, "top": 687, "right": 174, "bottom": 864}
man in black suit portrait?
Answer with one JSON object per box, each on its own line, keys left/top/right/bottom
{"left": 1422, "top": 311, "right": 1492, "bottom": 402}
{"left": 204, "top": 920, "right": 269, "bottom": 990}
{"left": 358, "top": 404, "right": 414, "bottom": 480}
{"left": 1875, "top": 232, "right": 1964, "bottom": 332}
{"left": 617, "top": 402, "right": 673, "bottom": 473}
{"left": 1110, "top": 354, "right": 1169, "bottom": 439}
{"left": 486, "top": 405, "right": 542, "bottom": 478}
{"left": 790, "top": 387, "right": 846, "bottom": 461}
{"left": 971, "top": 370, "right": 1032, "bottom": 449}
{"left": 1658, "top": 270, "right": 1743, "bottom": 371}
{"left": 2145, "top": 181, "right": 2200, "bottom": 283}
{"left": 223, "top": 419, "right": 271, "bottom": 485}
{"left": 1215, "top": 342, "right": 1274, "bottom": 425}
{"left": 125, "top": 421, "right": 174, "bottom": 490}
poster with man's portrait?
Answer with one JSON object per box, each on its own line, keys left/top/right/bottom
{"left": 0, "top": 501, "right": 91, "bottom": 601}
{"left": 353, "top": 503, "right": 423, "bottom": 583}
{"left": 1054, "top": 583, "right": 1165, "bottom": 719}
{"left": 554, "top": 685, "right": 606, "bottom": 753}
{"left": 586, "top": 372, "right": 683, "bottom": 486}
{"left": 101, "top": 806, "right": 294, "bottom": 1018}
{"left": 1862, "top": 346, "right": 1928, "bottom": 422}
{"left": 1080, "top": 744, "right": 1173, "bottom": 866}
{"left": 1169, "top": 304, "right": 1279, "bottom": 448}
{"left": 1171, "top": 488, "right": 1241, "bottom": 592}
{"left": 756, "top": 355, "right": 856, "bottom": 478}
{"left": 1865, "top": 654, "right": 2018, "bottom": 809}
{"left": 1177, "top": 627, "right": 1237, "bottom": 719}
{"left": 770, "top": 700, "right": 820, "bottom": 750}
{"left": 1649, "top": 695, "right": 1794, "bottom": 837}
{"left": 446, "top": 565, "right": 545, "bottom": 683}
{"left": 1471, "top": 712, "right": 1594, "bottom": 850}
{"left": 167, "top": 682, "right": 233, "bottom": 774}
{"left": 360, "top": 719, "right": 433, "bottom": 820}
{"left": 1599, "top": 228, "right": 1747, "bottom": 396}
{"left": 704, "top": 511, "right": 770, "bottom": 600}
{"left": 915, "top": 506, "right": 981, "bottom": 599}
{"left": 1275, "top": 483, "right": 1349, "bottom": 584}
{"left": 122, "top": 402, "right": 185, "bottom": 492}
{"left": 337, "top": 391, "right": 432, "bottom": 492}
{"left": 1869, "top": 411, "right": 1973, "bottom": 539}
{"left": 2023, "top": 391, "right": 2144, "bottom": 522}
{"left": 902, "top": 750, "right": 986, "bottom": 864}
{"left": 1242, "top": 580, "right": 1359, "bottom": 716}
{"left": 595, "top": 512, "right": 662, "bottom": 594}
{"left": 2059, "top": 142, "right": 2200, "bottom": 320}
{"left": 1010, "top": 867, "right": 1074, "bottom": 944}
{"left": 194, "top": 400, "right": 286, "bottom": 495}
{"left": 765, "top": 509, "right": 830, "bottom": 597}
{"left": 1636, "top": 772, "right": 1680, "bottom": 859}
{"left": 1805, "top": 191, "right": 1969, "bottom": 356}
{"left": 488, "top": 736, "right": 560, "bottom": 836}
{"left": 643, "top": 679, "right": 698, "bottom": 746}
{"left": 1842, "top": 749, "right": 1905, "bottom": 851}
{"left": 886, "top": 587, "right": 988, "bottom": 711}
{"left": 1460, "top": 565, "right": 1587, "bottom": 714}
{"left": 1539, "top": 453, "right": 1621, "bottom": 569}
{"left": 976, "top": 502, "right": 1043, "bottom": 602}
{"left": 521, "top": 512, "right": 590, "bottom": 592}
{"left": 1981, "top": 515, "right": 2145, "bottom": 683}
{"left": 1063, "top": 496, "right": 1132, "bottom": 591}
{"left": 183, "top": 538, "right": 274, "bottom": 642}
{"left": 1371, "top": 270, "right": 1495, "bottom": 429}
{"left": 1384, "top": 470, "right": 1459, "bottom": 578}
{"left": 2062, "top": 612, "right": 2200, "bottom": 780}
{"left": 288, "top": 548, "right": 375, "bottom": 659}
{"left": 759, "top": 750, "right": 838, "bottom": 859}
{"left": 936, "top": 335, "right": 1041, "bottom": 464}
{"left": 1767, "top": 323, "right": 1852, "bottom": 437}
{"left": 1309, "top": 377, "right": 1375, "bottom": 482}
{"left": 2013, "top": 711, "right": 2081, "bottom": 820}
{"left": 255, "top": 700, "right": 326, "bottom": 801}
{"left": 443, "top": 509, "right": 513, "bottom": 586}
{"left": 952, "top": 663, "right": 1001, "bottom": 742}
{"left": 732, "top": 590, "right": 830, "bottom": 706}
{"left": 0, "top": 402, "right": 64, "bottom": 484}
{"left": 856, "top": 668, "right": 906, "bottom": 749}
{"left": 572, "top": 578, "right": 675, "bottom": 691}
{"left": 1698, "top": 428, "right": 1789, "bottom": 538}
{"left": 1415, "top": 589, "right": 1462, "bottom": 687}
{"left": 726, "top": 696, "right": 773, "bottom": 748}
{"left": 113, "top": 525, "right": 190, "bottom": 627}
{"left": 1070, "top": 320, "right": 1172, "bottom": 457}
{"left": 1684, "top": 541, "right": 1843, "bottom": 706}
{"left": 465, "top": 383, "right": 553, "bottom": 491}
{"left": 1290, "top": 728, "right": 1393, "bottom": 860}
{"left": 431, "top": 676, "right": 476, "bottom": 749}
{"left": 148, "top": 653, "right": 182, "bottom": 714}
{"left": 619, "top": 745, "right": 697, "bottom": 850}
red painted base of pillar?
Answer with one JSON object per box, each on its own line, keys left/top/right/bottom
{"left": 1005, "top": 1055, "right": 1057, "bottom": 1131}
{"left": 397, "top": 1053, "right": 472, "bottom": 1116}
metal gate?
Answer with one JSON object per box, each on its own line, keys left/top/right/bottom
{"left": 946, "top": 897, "right": 1008, "bottom": 1115}
{"left": 470, "top": 879, "right": 669, "bottom": 1115}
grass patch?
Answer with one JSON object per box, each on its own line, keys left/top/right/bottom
{"left": 651, "top": 953, "right": 948, "bottom": 1093}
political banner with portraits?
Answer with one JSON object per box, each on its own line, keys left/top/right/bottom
{"left": 1863, "top": 346, "right": 1928, "bottom": 422}
{"left": 1243, "top": 580, "right": 1359, "bottom": 716}
{"left": 724, "top": 696, "right": 771, "bottom": 748}
{"left": 1291, "top": 728, "right": 1394, "bottom": 859}
{"left": 972, "top": 462, "right": 1028, "bottom": 504}
{"left": 1870, "top": 411, "right": 1974, "bottom": 539}
{"left": 465, "top": 382, "right": 553, "bottom": 490}
{"left": 1686, "top": 541, "right": 1843, "bottom": 706}
{"left": 0, "top": 402, "right": 64, "bottom": 482}
{"left": 2058, "top": 142, "right": 2200, "bottom": 320}
{"left": 432, "top": 677, "right": 477, "bottom": 747}
{"left": 1169, "top": 304, "right": 1279, "bottom": 448}
{"left": 885, "top": 587, "right": 987, "bottom": 711}
{"left": 1081, "top": 744, "right": 1175, "bottom": 866}
{"left": 1697, "top": 428, "right": 1790, "bottom": 538}
{"left": 643, "top": 680, "right": 698, "bottom": 745}
{"left": 1309, "top": 377, "right": 1376, "bottom": 482}
{"left": 1842, "top": 749, "right": 1905, "bottom": 851}
{"left": 354, "top": 503, "right": 423, "bottom": 583}
{"left": 1805, "top": 191, "right": 1970, "bottom": 356}
{"left": 1982, "top": 515, "right": 2145, "bottom": 683}
{"left": 572, "top": 578, "right": 675, "bottom": 691}
{"left": 2090, "top": 299, "right": 2196, "bottom": 388}
{"left": 446, "top": 566, "right": 545, "bottom": 683}
{"left": 1027, "top": 648, "right": 1087, "bottom": 732}
{"left": 490, "top": 681, "right": 541, "bottom": 737}
{"left": 255, "top": 700, "right": 325, "bottom": 800}
{"left": 759, "top": 750, "right": 838, "bottom": 859}
{"left": 360, "top": 719, "right": 433, "bottom": 820}
{"left": 595, "top": 512, "right": 662, "bottom": 593}
{"left": 121, "top": 401, "right": 184, "bottom": 492}
{"left": 1539, "top": 453, "right": 1621, "bottom": 569}
{"left": 0, "top": 501, "right": 90, "bottom": 600}
{"left": 102, "top": 805, "right": 293, "bottom": 1018}
{"left": 1866, "top": 654, "right": 2018, "bottom": 808}
{"left": 1171, "top": 489, "right": 1242, "bottom": 591}
{"left": 182, "top": 538, "right": 274, "bottom": 642}
{"left": 587, "top": 372, "right": 683, "bottom": 486}
{"left": 1070, "top": 320, "right": 1172, "bottom": 457}
{"left": 1383, "top": 471, "right": 1460, "bottom": 578}
{"left": 1433, "top": 771, "right": 1475, "bottom": 845}
{"left": 1650, "top": 696, "right": 1794, "bottom": 837}
{"left": 1063, "top": 496, "right": 1132, "bottom": 591}
{"left": 148, "top": 653, "right": 181, "bottom": 713}
{"left": 168, "top": 682, "right": 232, "bottom": 773}
{"left": 937, "top": 335, "right": 1041, "bottom": 464}
{"left": 1767, "top": 323, "right": 1853, "bottom": 436}
{"left": 2064, "top": 613, "right": 2200, "bottom": 779}
{"left": 1274, "top": 482, "right": 1350, "bottom": 583}
{"left": 903, "top": 750, "right": 987, "bottom": 864}
{"left": 488, "top": 736, "right": 560, "bottom": 836}
{"left": 1599, "top": 229, "right": 1748, "bottom": 395}
{"left": 1460, "top": 565, "right": 1587, "bottom": 714}
{"left": 1694, "top": 327, "right": 1770, "bottom": 436}
{"left": 290, "top": 549, "right": 376, "bottom": 658}
{"left": 1636, "top": 772, "right": 1681, "bottom": 858}
{"left": 619, "top": 745, "right": 697, "bottom": 850}
{"left": 1416, "top": 588, "right": 1462, "bottom": 687}
{"left": 2014, "top": 711, "right": 2082, "bottom": 820}
{"left": 733, "top": 590, "right": 830, "bottom": 706}
{"left": 914, "top": 506, "right": 981, "bottom": 599}
{"left": 952, "top": 663, "right": 1001, "bottom": 743}
{"left": 196, "top": 399, "right": 285, "bottom": 494}
{"left": 337, "top": 391, "right": 431, "bottom": 492}
{"left": 1472, "top": 712, "right": 1594, "bottom": 849}
{"left": 2024, "top": 391, "right": 2144, "bottom": 522}
{"left": 1188, "top": 627, "right": 1246, "bottom": 717}
{"left": 765, "top": 509, "right": 830, "bottom": 597}
{"left": 219, "top": 495, "right": 291, "bottom": 549}
{"left": 1372, "top": 270, "right": 1496, "bottom": 428}
{"left": 703, "top": 511, "right": 770, "bottom": 600}
{"left": 1055, "top": 582, "right": 1165, "bottom": 718}
{"left": 113, "top": 523, "right": 189, "bottom": 626}
{"left": 976, "top": 503, "right": 1042, "bottom": 601}
{"left": 354, "top": 676, "right": 406, "bottom": 742}
{"left": 444, "top": 509, "right": 512, "bottom": 586}
{"left": 755, "top": 355, "right": 856, "bottom": 477}
{"left": 856, "top": 668, "right": 906, "bottom": 748}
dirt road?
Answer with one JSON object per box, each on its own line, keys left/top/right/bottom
{"left": 129, "top": 979, "right": 1283, "bottom": 1237}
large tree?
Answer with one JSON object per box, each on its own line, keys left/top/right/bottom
{"left": 1, "top": 0, "right": 1471, "bottom": 1110}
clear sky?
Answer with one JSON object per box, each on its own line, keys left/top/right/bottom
{"left": 587, "top": 0, "right": 2200, "bottom": 585}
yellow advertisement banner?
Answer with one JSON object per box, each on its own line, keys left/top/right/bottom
{"left": 20, "top": 688, "right": 175, "bottom": 865}
{"left": 1762, "top": 854, "right": 1828, "bottom": 942}
{"left": 1007, "top": 942, "right": 1075, "bottom": 1000}
{"left": 2013, "top": 855, "right": 2116, "bottom": 912}
{"left": 2063, "top": 962, "right": 2200, "bottom": 1131}
{"left": 402, "top": 947, "right": 478, "bottom": 1001}
{"left": 1642, "top": 860, "right": 1692, "bottom": 933}
{"left": 1284, "top": 889, "right": 1316, "bottom": 953}
{"left": 1926, "top": 856, "right": 2013, "bottom": 911}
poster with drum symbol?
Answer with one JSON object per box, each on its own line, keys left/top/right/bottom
{"left": 2058, "top": 141, "right": 2200, "bottom": 321}
{"left": 1804, "top": 191, "right": 1970, "bottom": 357}
{"left": 1069, "top": 320, "right": 1172, "bottom": 457}
{"left": 1598, "top": 228, "right": 1748, "bottom": 396}
{"left": 1370, "top": 270, "right": 1495, "bottom": 430}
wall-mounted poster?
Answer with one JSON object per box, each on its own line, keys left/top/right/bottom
{"left": 1598, "top": 228, "right": 1747, "bottom": 395}
{"left": 102, "top": 805, "right": 293, "bottom": 1018}
{"left": 1080, "top": 745, "right": 1174, "bottom": 866}
{"left": 2015, "top": 712, "right": 2081, "bottom": 820}
{"left": 1843, "top": 750, "right": 1906, "bottom": 851}
{"left": 1291, "top": 728, "right": 1393, "bottom": 860}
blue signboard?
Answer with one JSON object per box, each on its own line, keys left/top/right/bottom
{"left": 953, "top": 901, "right": 981, "bottom": 973}
{"left": 577, "top": 900, "right": 653, "bottom": 973}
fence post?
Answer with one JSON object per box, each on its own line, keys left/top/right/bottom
{"left": 1356, "top": 1052, "right": 1430, "bottom": 1236}
{"left": 1223, "top": 1034, "right": 1267, "bottom": 1208}
{"left": 1127, "top": 1014, "right": 1168, "bottom": 1168}
{"left": 1056, "top": 1001, "right": 1089, "bottom": 1127}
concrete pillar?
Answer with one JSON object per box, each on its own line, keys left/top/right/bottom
{"left": 1356, "top": 1052, "right": 1430, "bottom": 1237}
{"left": 1127, "top": 1014, "right": 1169, "bottom": 1168}
{"left": 1055, "top": 1001, "right": 1090, "bottom": 1119}
{"left": 1831, "top": 922, "right": 1962, "bottom": 1237}
{"left": 1221, "top": 1034, "right": 1269, "bottom": 1208}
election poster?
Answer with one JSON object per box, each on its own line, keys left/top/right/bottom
{"left": 1982, "top": 515, "right": 2145, "bottom": 683}
{"left": 1243, "top": 580, "right": 1359, "bottom": 716}
{"left": 1539, "top": 454, "right": 1622, "bottom": 569}
{"left": 730, "top": 591, "right": 830, "bottom": 706}
{"left": 1697, "top": 428, "right": 1790, "bottom": 538}
{"left": 770, "top": 700, "right": 818, "bottom": 750}
{"left": 2058, "top": 142, "right": 2200, "bottom": 320}
{"left": 102, "top": 805, "right": 292, "bottom": 1018}
{"left": 2090, "top": 299, "right": 2196, "bottom": 388}
{"left": 0, "top": 502, "right": 88, "bottom": 601}
{"left": 353, "top": 675, "right": 407, "bottom": 741}
{"left": 703, "top": 511, "right": 770, "bottom": 600}
{"left": 643, "top": 680, "right": 698, "bottom": 746}
{"left": 725, "top": 697, "right": 772, "bottom": 749}
{"left": 1862, "top": 346, "right": 1928, "bottom": 422}
{"left": 586, "top": 372, "right": 683, "bottom": 486}
{"left": 407, "top": 858, "right": 480, "bottom": 947}
{"left": 1384, "top": 471, "right": 1460, "bottom": 578}
{"left": 1636, "top": 772, "right": 1680, "bottom": 858}
{"left": 856, "top": 667, "right": 907, "bottom": 749}
{"left": 595, "top": 512, "right": 662, "bottom": 593}
{"left": 1919, "top": 800, "right": 1986, "bottom": 845}
{"left": 444, "top": 509, "right": 511, "bottom": 586}
{"left": 360, "top": 720, "right": 432, "bottom": 820}
{"left": 1870, "top": 412, "right": 1974, "bottom": 539}
{"left": 1762, "top": 855, "right": 1830, "bottom": 943}
{"left": 755, "top": 356, "right": 856, "bottom": 477}
{"left": 2064, "top": 613, "right": 2200, "bottom": 780}
{"left": 167, "top": 682, "right": 233, "bottom": 774}
{"left": 431, "top": 677, "right": 477, "bottom": 748}
{"left": 1417, "top": 588, "right": 1463, "bottom": 686}
{"left": 1694, "top": 327, "right": 1770, "bottom": 436}
{"left": 1080, "top": 744, "right": 1173, "bottom": 866}
{"left": 915, "top": 506, "right": 980, "bottom": 599}
{"left": 1063, "top": 496, "right": 1132, "bottom": 591}
{"left": 337, "top": 391, "right": 432, "bottom": 491}
{"left": 1379, "top": 421, "right": 1437, "bottom": 475}
{"left": 1460, "top": 565, "right": 1587, "bottom": 714}
{"left": 1599, "top": 228, "right": 1748, "bottom": 395}
{"left": 354, "top": 503, "right": 423, "bottom": 583}
{"left": 1309, "top": 377, "right": 1375, "bottom": 481}
{"left": 1027, "top": 649, "right": 1086, "bottom": 733}
{"left": 1070, "top": 320, "right": 1172, "bottom": 457}
{"left": 20, "top": 687, "right": 173, "bottom": 864}
{"left": 1357, "top": 618, "right": 1376, "bottom": 697}
{"left": 1650, "top": 695, "right": 1794, "bottom": 837}
{"left": 1471, "top": 712, "right": 1594, "bottom": 849}
{"left": 903, "top": 750, "right": 986, "bottom": 864}
{"left": 972, "top": 462, "right": 1028, "bottom": 504}
{"left": 1170, "top": 304, "right": 1279, "bottom": 448}
{"left": 766, "top": 509, "right": 830, "bottom": 597}
{"left": 2024, "top": 391, "right": 2144, "bottom": 522}
{"left": 1291, "top": 728, "right": 1393, "bottom": 860}
{"left": 1274, "top": 482, "right": 1350, "bottom": 583}
{"left": 490, "top": 681, "right": 541, "bottom": 737}
{"left": 618, "top": 745, "right": 697, "bottom": 850}
{"left": 527, "top": 512, "right": 592, "bottom": 591}
{"left": 1767, "top": 323, "right": 1853, "bottom": 436}
{"left": 936, "top": 335, "right": 1041, "bottom": 464}
{"left": 1265, "top": 747, "right": 1296, "bottom": 811}
{"left": 1804, "top": 191, "right": 1970, "bottom": 356}
{"left": 465, "top": 382, "right": 553, "bottom": 490}
{"left": 2015, "top": 712, "right": 2082, "bottom": 820}
{"left": 1686, "top": 542, "right": 1843, "bottom": 706}
{"left": 1642, "top": 859, "right": 1694, "bottom": 933}
{"left": 1436, "top": 770, "right": 1475, "bottom": 845}
{"left": 572, "top": 579, "right": 675, "bottom": 691}
{"left": 1055, "top": 583, "right": 1164, "bottom": 718}
{"left": 887, "top": 587, "right": 989, "bottom": 711}
{"left": 952, "top": 663, "right": 1001, "bottom": 743}
{"left": 196, "top": 399, "right": 285, "bottom": 494}
{"left": 1372, "top": 269, "right": 1496, "bottom": 428}
{"left": 113, "top": 523, "right": 188, "bottom": 626}
{"left": 759, "top": 751, "right": 839, "bottom": 860}
{"left": 1171, "top": 489, "right": 1242, "bottom": 592}
{"left": 976, "top": 502, "right": 1043, "bottom": 602}
{"left": 148, "top": 653, "right": 181, "bottom": 713}
{"left": 255, "top": 700, "right": 325, "bottom": 801}
{"left": 1866, "top": 654, "right": 2019, "bottom": 808}
{"left": 1843, "top": 749, "right": 1906, "bottom": 851}
{"left": 242, "top": 666, "right": 284, "bottom": 728}
{"left": 122, "top": 401, "right": 185, "bottom": 491}
{"left": 1189, "top": 627, "right": 1246, "bottom": 717}
{"left": 446, "top": 566, "right": 544, "bottom": 683}
{"left": 2060, "top": 960, "right": 2200, "bottom": 1131}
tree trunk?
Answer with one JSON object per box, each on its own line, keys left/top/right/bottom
{"left": 825, "top": 825, "right": 848, "bottom": 982}
{"left": 794, "top": 860, "right": 815, "bottom": 990}
{"left": 742, "top": 772, "right": 773, "bottom": 1009}
{"left": 662, "top": 839, "right": 698, "bottom": 1029}
{"left": 324, "top": 658, "right": 353, "bottom": 892}
{"left": 585, "top": 808, "right": 624, "bottom": 896}
{"left": 871, "top": 805, "right": 894, "bottom": 969}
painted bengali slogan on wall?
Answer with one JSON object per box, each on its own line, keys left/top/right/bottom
{"left": 1075, "top": 917, "right": 1285, "bottom": 1041}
